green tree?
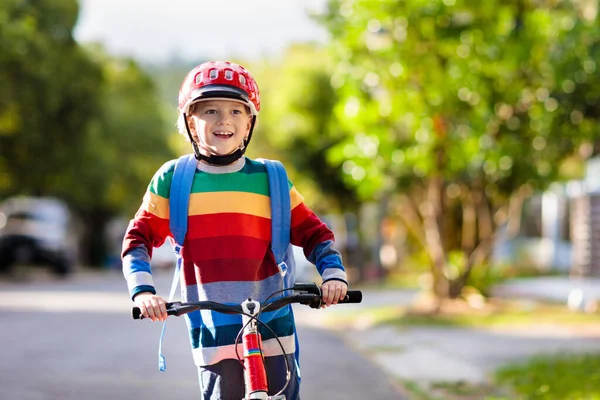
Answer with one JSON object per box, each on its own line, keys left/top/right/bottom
{"left": 0, "top": 0, "right": 102, "bottom": 197}
{"left": 319, "top": 0, "right": 600, "bottom": 299}
{"left": 72, "top": 50, "right": 176, "bottom": 265}
{"left": 0, "top": 0, "right": 176, "bottom": 265}
{"left": 73, "top": 48, "right": 175, "bottom": 216}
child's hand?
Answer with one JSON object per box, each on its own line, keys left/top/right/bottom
{"left": 321, "top": 281, "right": 348, "bottom": 308}
{"left": 133, "top": 292, "right": 168, "bottom": 322}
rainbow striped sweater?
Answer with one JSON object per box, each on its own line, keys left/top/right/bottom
{"left": 122, "top": 157, "right": 347, "bottom": 367}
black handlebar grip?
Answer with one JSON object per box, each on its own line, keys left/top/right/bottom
{"left": 132, "top": 307, "right": 143, "bottom": 320}
{"left": 342, "top": 290, "right": 362, "bottom": 303}
{"left": 132, "top": 302, "right": 177, "bottom": 320}
{"left": 293, "top": 283, "right": 320, "bottom": 294}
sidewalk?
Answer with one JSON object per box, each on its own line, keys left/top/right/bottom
{"left": 296, "top": 276, "right": 600, "bottom": 393}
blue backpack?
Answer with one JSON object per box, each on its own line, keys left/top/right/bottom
{"left": 157, "top": 154, "right": 293, "bottom": 371}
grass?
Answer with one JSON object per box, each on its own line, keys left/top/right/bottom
{"left": 494, "top": 352, "right": 600, "bottom": 399}
{"left": 398, "top": 300, "right": 600, "bottom": 329}
{"left": 400, "top": 379, "right": 440, "bottom": 400}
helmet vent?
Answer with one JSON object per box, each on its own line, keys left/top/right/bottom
{"left": 194, "top": 72, "right": 203, "bottom": 85}
{"left": 239, "top": 75, "right": 246, "bottom": 86}
{"left": 209, "top": 69, "right": 218, "bottom": 79}
{"left": 225, "top": 70, "right": 233, "bottom": 80}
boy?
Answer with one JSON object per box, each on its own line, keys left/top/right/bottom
{"left": 122, "top": 61, "right": 348, "bottom": 400}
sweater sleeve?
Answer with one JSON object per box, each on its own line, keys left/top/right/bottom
{"left": 289, "top": 185, "right": 347, "bottom": 284}
{"left": 122, "top": 161, "right": 175, "bottom": 299}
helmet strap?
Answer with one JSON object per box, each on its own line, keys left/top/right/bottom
{"left": 183, "top": 114, "right": 257, "bottom": 166}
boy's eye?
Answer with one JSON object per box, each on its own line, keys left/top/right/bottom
{"left": 232, "top": 109, "right": 243, "bottom": 114}
{"left": 205, "top": 109, "right": 217, "bottom": 114}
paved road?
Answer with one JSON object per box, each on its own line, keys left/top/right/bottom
{"left": 0, "top": 269, "right": 405, "bottom": 400}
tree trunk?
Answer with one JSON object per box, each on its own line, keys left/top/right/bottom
{"left": 450, "top": 186, "right": 495, "bottom": 298}
{"left": 421, "top": 177, "right": 449, "bottom": 299}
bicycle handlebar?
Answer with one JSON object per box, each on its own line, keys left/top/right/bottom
{"left": 132, "top": 283, "right": 362, "bottom": 320}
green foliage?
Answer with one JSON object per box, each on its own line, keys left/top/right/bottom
{"left": 495, "top": 352, "right": 600, "bottom": 399}
{"left": 74, "top": 48, "right": 176, "bottom": 215}
{"left": 0, "top": 0, "right": 175, "bottom": 217}
{"left": 0, "top": 0, "right": 176, "bottom": 264}
{"left": 250, "top": 45, "right": 360, "bottom": 212}
{"left": 315, "top": 0, "right": 600, "bottom": 295}
{"left": 320, "top": 0, "right": 600, "bottom": 200}
{"left": 463, "top": 264, "right": 509, "bottom": 297}
{"left": 0, "top": 0, "right": 103, "bottom": 198}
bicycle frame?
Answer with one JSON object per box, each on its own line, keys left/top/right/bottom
{"left": 240, "top": 299, "right": 285, "bottom": 400}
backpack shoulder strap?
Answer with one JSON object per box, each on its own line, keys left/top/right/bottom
{"left": 169, "top": 154, "right": 197, "bottom": 247}
{"left": 257, "top": 159, "right": 291, "bottom": 267}
{"left": 158, "top": 154, "right": 196, "bottom": 372}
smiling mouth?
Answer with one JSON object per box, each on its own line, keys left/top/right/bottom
{"left": 213, "top": 131, "right": 234, "bottom": 139}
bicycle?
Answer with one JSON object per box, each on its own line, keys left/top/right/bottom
{"left": 132, "top": 282, "right": 362, "bottom": 400}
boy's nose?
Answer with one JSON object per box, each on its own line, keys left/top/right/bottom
{"left": 217, "top": 115, "right": 232, "bottom": 124}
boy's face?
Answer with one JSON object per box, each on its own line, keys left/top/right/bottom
{"left": 187, "top": 99, "right": 252, "bottom": 159}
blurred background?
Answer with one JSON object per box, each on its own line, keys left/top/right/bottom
{"left": 2, "top": 0, "right": 600, "bottom": 398}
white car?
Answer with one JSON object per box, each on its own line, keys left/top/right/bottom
{"left": 0, "top": 197, "right": 78, "bottom": 277}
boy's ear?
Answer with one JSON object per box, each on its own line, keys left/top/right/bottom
{"left": 187, "top": 117, "right": 200, "bottom": 142}
{"left": 187, "top": 115, "right": 195, "bottom": 131}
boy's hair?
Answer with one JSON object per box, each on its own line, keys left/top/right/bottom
{"left": 175, "top": 102, "right": 198, "bottom": 138}
{"left": 175, "top": 101, "right": 252, "bottom": 138}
